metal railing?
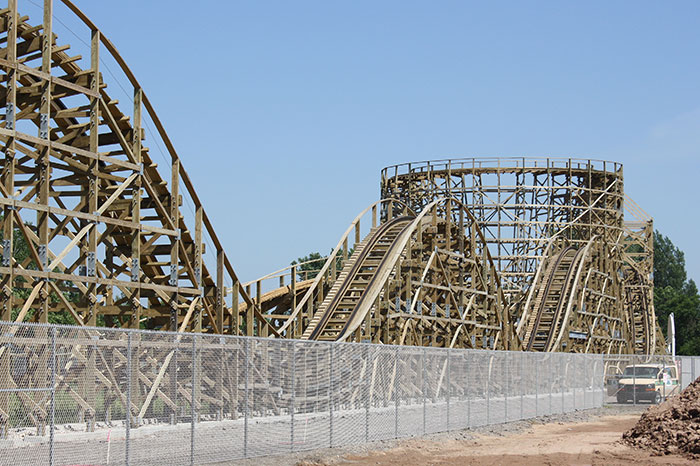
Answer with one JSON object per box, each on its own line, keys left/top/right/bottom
{"left": 0, "top": 321, "right": 610, "bottom": 465}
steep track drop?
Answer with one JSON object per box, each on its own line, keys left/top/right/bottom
{"left": 303, "top": 216, "right": 415, "bottom": 341}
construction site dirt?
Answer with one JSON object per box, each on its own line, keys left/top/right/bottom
{"left": 623, "top": 377, "right": 700, "bottom": 458}
{"left": 227, "top": 406, "right": 694, "bottom": 466}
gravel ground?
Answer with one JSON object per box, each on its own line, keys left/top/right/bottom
{"left": 223, "top": 405, "right": 649, "bottom": 466}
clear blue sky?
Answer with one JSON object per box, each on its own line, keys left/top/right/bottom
{"left": 40, "top": 1, "right": 700, "bottom": 284}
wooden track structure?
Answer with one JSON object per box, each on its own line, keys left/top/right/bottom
{"left": 0, "top": 1, "right": 665, "bottom": 438}
{"left": 0, "top": 0, "right": 277, "bottom": 337}
{"left": 380, "top": 158, "right": 663, "bottom": 355}
{"left": 0, "top": 3, "right": 661, "bottom": 352}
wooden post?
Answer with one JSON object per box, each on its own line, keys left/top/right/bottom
{"left": 37, "top": 0, "right": 52, "bottom": 325}
{"left": 291, "top": 267, "right": 298, "bottom": 338}
{"left": 246, "top": 284, "right": 253, "bottom": 336}
{"left": 0, "top": 0, "right": 18, "bottom": 438}
{"left": 231, "top": 280, "right": 239, "bottom": 335}
{"left": 169, "top": 158, "right": 180, "bottom": 332}
{"left": 38, "top": 4, "right": 54, "bottom": 432}
{"left": 195, "top": 205, "right": 203, "bottom": 331}
{"left": 81, "top": 25, "right": 100, "bottom": 432}
{"left": 130, "top": 85, "right": 143, "bottom": 427}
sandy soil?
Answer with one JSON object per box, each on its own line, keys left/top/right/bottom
{"left": 309, "top": 414, "right": 695, "bottom": 465}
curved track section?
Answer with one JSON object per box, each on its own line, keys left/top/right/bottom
{"left": 0, "top": 1, "right": 274, "bottom": 335}
{"left": 520, "top": 246, "right": 586, "bottom": 351}
{"left": 519, "top": 238, "right": 629, "bottom": 354}
{"left": 303, "top": 216, "right": 415, "bottom": 341}
{"left": 286, "top": 198, "right": 517, "bottom": 349}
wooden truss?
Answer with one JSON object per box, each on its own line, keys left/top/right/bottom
{"left": 248, "top": 198, "right": 516, "bottom": 350}
{"left": 380, "top": 158, "right": 661, "bottom": 355}
{"left": 0, "top": 0, "right": 274, "bottom": 336}
{"left": 0, "top": 1, "right": 664, "bottom": 438}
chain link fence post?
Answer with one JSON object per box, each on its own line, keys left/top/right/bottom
{"left": 561, "top": 354, "right": 565, "bottom": 413}
{"left": 467, "top": 353, "right": 471, "bottom": 427}
{"left": 504, "top": 351, "right": 508, "bottom": 422}
{"left": 447, "top": 348, "right": 451, "bottom": 429}
{"left": 394, "top": 346, "right": 399, "bottom": 439}
{"left": 125, "top": 332, "right": 132, "bottom": 466}
{"left": 365, "top": 344, "right": 370, "bottom": 443}
{"left": 548, "top": 355, "right": 552, "bottom": 415}
{"left": 291, "top": 342, "right": 295, "bottom": 452}
{"left": 330, "top": 344, "right": 334, "bottom": 448}
{"left": 632, "top": 356, "right": 636, "bottom": 406}
{"left": 534, "top": 353, "right": 538, "bottom": 417}
{"left": 519, "top": 352, "right": 523, "bottom": 420}
{"left": 190, "top": 335, "right": 197, "bottom": 466}
{"left": 692, "top": 356, "right": 696, "bottom": 385}
{"left": 584, "top": 355, "right": 588, "bottom": 408}
{"left": 486, "top": 352, "right": 491, "bottom": 425}
{"left": 422, "top": 347, "right": 426, "bottom": 436}
{"left": 244, "top": 338, "right": 249, "bottom": 458}
{"left": 49, "top": 326, "right": 56, "bottom": 466}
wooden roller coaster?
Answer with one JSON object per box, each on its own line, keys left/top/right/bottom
{"left": 0, "top": 0, "right": 662, "bottom": 352}
{"left": 0, "top": 0, "right": 665, "bottom": 438}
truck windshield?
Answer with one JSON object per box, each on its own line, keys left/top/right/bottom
{"left": 622, "top": 367, "right": 658, "bottom": 378}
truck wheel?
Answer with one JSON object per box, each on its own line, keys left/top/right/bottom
{"left": 617, "top": 395, "right": 627, "bottom": 404}
{"left": 653, "top": 392, "right": 662, "bottom": 404}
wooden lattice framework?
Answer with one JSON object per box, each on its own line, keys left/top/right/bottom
{"left": 0, "top": 1, "right": 667, "bottom": 440}
{"left": 0, "top": 0, "right": 276, "bottom": 337}
{"left": 380, "top": 157, "right": 662, "bottom": 355}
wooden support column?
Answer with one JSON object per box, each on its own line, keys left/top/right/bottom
{"left": 245, "top": 284, "right": 253, "bottom": 336}
{"left": 130, "top": 87, "right": 143, "bottom": 427}
{"left": 194, "top": 205, "right": 203, "bottom": 332}
{"left": 83, "top": 25, "right": 99, "bottom": 432}
{"left": 231, "top": 280, "right": 239, "bottom": 335}
{"left": 169, "top": 158, "right": 179, "bottom": 331}
{"left": 0, "top": 0, "right": 18, "bottom": 439}
{"left": 86, "top": 28, "right": 100, "bottom": 326}
{"left": 215, "top": 249, "right": 224, "bottom": 418}
{"left": 291, "top": 267, "right": 298, "bottom": 338}
{"left": 131, "top": 87, "right": 143, "bottom": 327}
{"left": 216, "top": 250, "right": 224, "bottom": 333}
{"left": 1, "top": 0, "right": 18, "bottom": 322}
{"left": 32, "top": 0, "right": 54, "bottom": 437}
{"left": 37, "top": 0, "right": 52, "bottom": 324}
{"left": 167, "top": 155, "right": 179, "bottom": 424}
{"left": 258, "top": 280, "right": 267, "bottom": 337}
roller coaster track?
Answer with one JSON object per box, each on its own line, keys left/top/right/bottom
{"left": 303, "top": 216, "right": 415, "bottom": 341}
{"left": 521, "top": 246, "right": 586, "bottom": 351}
{"left": 261, "top": 197, "right": 518, "bottom": 349}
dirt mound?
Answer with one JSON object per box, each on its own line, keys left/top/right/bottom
{"left": 623, "top": 377, "right": 700, "bottom": 457}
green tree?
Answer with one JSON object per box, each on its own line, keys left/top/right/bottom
{"left": 653, "top": 231, "right": 700, "bottom": 355}
{"left": 291, "top": 247, "right": 355, "bottom": 281}
{"left": 291, "top": 252, "right": 324, "bottom": 280}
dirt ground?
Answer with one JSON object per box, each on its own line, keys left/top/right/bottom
{"left": 228, "top": 406, "right": 694, "bottom": 466}
{"left": 329, "top": 414, "right": 693, "bottom": 466}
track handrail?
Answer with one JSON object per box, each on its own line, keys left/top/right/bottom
{"left": 274, "top": 199, "right": 414, "bottom": 336}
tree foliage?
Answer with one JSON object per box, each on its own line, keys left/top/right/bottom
{"left": 291, "top": 252, "right": 325, "bottom": 280}
{"left": 291, "top": 248, "right": 354, "bottom": 281}
{"left": 653, "top": 231, "right": 700, "bottom": 355}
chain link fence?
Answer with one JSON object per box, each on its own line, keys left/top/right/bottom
{"left": 2, "top": 321, "right": 605, "bottom": 465}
